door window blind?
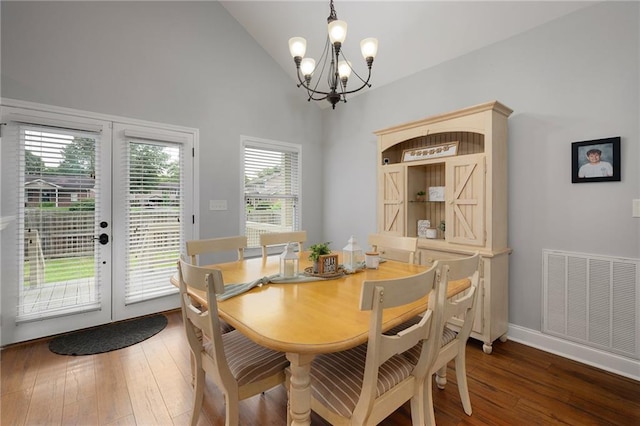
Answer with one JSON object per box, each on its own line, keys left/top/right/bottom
{"left": 242, "top": 139, "right": 301, "bottom": 248}
{"left": 15, "top": 122, "right": 102, "bottom": 321}
{"left": 123, "top": 138, "right": 183, "bottom": 304}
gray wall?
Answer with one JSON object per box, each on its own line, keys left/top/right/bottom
{"left": 1, "top": 0, "right": 325, "bottom": 250}
{"left": 322, "top": 1, "right": 640, "bottom": 332}
{"left": 2, "top": 1, "right": 639, "bottom": 338}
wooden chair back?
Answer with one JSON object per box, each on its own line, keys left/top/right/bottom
{"left": 177, "top": 258, "right": 288, "bottom": 426}
{"left": 308, "top": 263, "right": 446, "bottom": 425}
{"left": 185, "top": 235, "right": 247, "bottom": 265}
{"left": 259, "top": 230, "right": 307, "bottom": 259}
{"left": 177, "top": 259, "right": 232, "bottom": 385}
{"left": 368, "top": 233, "right": 419, "bottom": 264}
{"left": 437, "top": 253, "right": 481, "bottom": 337}
{"left": 427, "top": 252, "right": 481, "bottom": 421}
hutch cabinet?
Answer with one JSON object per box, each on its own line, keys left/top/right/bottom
{"left": 374, "top": 101, "right": 512, "bottom": 353}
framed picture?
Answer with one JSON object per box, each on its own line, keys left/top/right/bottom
{"left": 571, "top": 137, "right": 621, "bottom": 183}
{"left": 402, "top": 142, "right": 458, "bottom": 162}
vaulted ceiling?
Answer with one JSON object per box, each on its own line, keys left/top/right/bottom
{"left": 221, "top": 1, "right": 596, "bottom": 100}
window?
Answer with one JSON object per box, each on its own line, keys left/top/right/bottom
{"left": 241, "top": 137, "right": 301, "bottom": 250}
{"left": 9, "top": 121, "right": 103, "bottom": 321}
{"left": 114, "top": 126, "right": 189, "bottom": 307}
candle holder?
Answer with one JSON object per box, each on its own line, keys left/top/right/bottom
{"left": 280, "top": 242, "right": 299, "bottom": 279}
{"left": 342, "top": 235, "right": 363, "bottom": 273}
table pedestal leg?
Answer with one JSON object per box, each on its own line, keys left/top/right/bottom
{"left": 286, "top": 352, "right": 315, "bottom": 426}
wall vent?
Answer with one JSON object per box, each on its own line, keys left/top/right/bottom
{"left": 543, "top": 250, "right": 639, "bottom": 360}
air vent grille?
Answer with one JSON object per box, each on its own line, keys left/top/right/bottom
{"left": 543, "top": 250, "right": 638, "bottom": 360}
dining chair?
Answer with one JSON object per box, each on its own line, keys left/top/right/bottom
{"left": 177, "top": 259, "right": 289, "bottom": 426}
{"left": 306, "top": 263, "right": 446, "bottom": 425}
{"left": 185, "top": 235, "right": 247, "bottom": 265}
{"left": 402, "top": 252, "right": 481, "bottom": 423}
{"left": 368, "top": 233, "right": 419, "bottom": 264}
{"left": 259, "top": 230, "right": 307, "bottom": 260}
{"left": 185, "top": 236, "right": 247, "bottom": 334}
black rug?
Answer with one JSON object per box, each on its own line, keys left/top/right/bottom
{"left": 49, "top": 314, "right": 168, "bottom": 355}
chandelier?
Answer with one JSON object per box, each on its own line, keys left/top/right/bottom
{"left": 288, "top": 0, "right": 378, "bottom": 109}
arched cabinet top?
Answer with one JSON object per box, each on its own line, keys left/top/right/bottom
{"left": 374, "top": 100, "right": 512, "bottom": 153}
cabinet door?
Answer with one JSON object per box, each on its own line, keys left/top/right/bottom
{"left": 378, "top": 164, "right": 405, "bottom": 235}
{"left": 445, "top": 154, "right": 485, "bottom": 246}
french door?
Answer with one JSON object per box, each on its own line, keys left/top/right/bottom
{"left": 0, "top": 106, "right": 194, "bottom": 345}
{"left": 111, "top": 123, "right": 193, "bottom": 319}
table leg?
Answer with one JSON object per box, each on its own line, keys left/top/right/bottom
{"left": 286, "top": 352, "right": 315, "bottom": 426}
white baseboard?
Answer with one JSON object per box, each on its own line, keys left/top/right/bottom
{"left": 507, "top": 324, "right": 639, "bottom": 382}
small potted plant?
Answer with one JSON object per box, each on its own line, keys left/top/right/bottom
{"left": 308, "top": 242, "right": 331, "bottom": 273}
{"left": 416, "top": 190, "right": 426, "bottom": 202}
{"left": 438, "top": 220, "right": 446, "bottom": 238}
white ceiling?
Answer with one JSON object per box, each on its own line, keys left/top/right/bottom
{"left": 220, "top": 0, "right": 596, "bottom": 101}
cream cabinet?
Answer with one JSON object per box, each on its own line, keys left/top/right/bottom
{"left": 374, "top": 101, "right": 512, "bottom": 354}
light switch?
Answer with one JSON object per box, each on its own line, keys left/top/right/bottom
{"left": 209, "top": 200, "right": 227, "bottom": 211}
{"left": 633, "top": 199, "right": 640, "bottom": 218}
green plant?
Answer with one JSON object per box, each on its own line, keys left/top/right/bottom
{"left": 438, "top": 220, "right": 446, "bottom": 232}
{"left": 416, "top": 190, "right": 426, "bottom": 196}
{"left": 308, "top": 242, "right": 331, "bottom": 262}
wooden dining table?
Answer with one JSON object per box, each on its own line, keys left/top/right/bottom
{"left": 172, "top": 252, "right": 470, "bottom": 426}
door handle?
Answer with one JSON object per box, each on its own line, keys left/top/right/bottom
{"left": 95, "top": 233, "right": 109, "bottom": 245}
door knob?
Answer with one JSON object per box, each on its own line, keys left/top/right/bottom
{"left": 95, "top": 233, "right": 109, "bottom": 245}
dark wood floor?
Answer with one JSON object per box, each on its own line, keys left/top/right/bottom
{"left": 2, "top": 310, "right": 639, "bottom": 425}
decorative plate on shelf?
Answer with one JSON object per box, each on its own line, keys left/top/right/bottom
{"left": 303, "top": 266, "right": 345, "bottom": 279}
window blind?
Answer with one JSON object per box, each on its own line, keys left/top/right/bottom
{"left": 123, "top": 138, "right": 183, "bottom": 304}
{"left": 243, "top": 139, "right": 301, "bottom": 248}
{"left": 15, "top": 122, "right": 102, "bottom": 321}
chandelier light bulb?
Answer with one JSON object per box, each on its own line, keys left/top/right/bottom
{"left": 300, "top": 57, "right": 316, "bottom": 77}
{"left": 360, "top": 38, "right": 378, "bottom": 59}
{"left": 288, "top": 37, "right": 307, "bottom": 58}
{"left": 328, "top": 20, "right": 348, "bottom": 45}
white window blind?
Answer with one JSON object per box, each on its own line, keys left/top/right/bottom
{"left": 15, "top": 122, "right": 102, "bottom": 321}
{"left": 123, "top": 137, "right": 183, "bottom": 304}
{"left": 242, "top": 138, "right": 301, "bottom": 248}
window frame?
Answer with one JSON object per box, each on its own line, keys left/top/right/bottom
{"left": 240, "top": 135, "right": 302, "bottom": 258}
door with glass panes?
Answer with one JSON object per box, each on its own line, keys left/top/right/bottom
{"left": 0, "top": 107, "right": 194, "bottom": 345}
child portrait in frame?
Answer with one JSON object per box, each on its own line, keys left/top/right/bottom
{"left": 571, "top": 137, "right": 621, "bottom": 183}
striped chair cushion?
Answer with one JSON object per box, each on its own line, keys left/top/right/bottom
{"left": 402, "top": 326, "right": 458, "bottom": 365}
{"left": 204, "top": 330, "right": 288, "bottom": 386}
{"left": 310, "top": 343, "right": 415, "bottom": 418}
{"left": 219, "top": 319, "right": 235, "bottom": 334}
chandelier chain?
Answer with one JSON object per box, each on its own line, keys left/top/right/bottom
{"left": 327, "top": 0, "right": 338, "bottom": 23}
